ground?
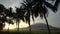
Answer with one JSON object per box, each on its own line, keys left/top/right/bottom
{"left": 0, "top": 29, "right": 60, "bottom": 34}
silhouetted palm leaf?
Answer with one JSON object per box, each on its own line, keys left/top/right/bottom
{"left": 54, "top": 0, "right": 60, "bottom": 10}
{"left": 44, "top": 1, "right": 57, "bottom": 12}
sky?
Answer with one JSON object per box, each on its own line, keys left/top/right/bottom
{"left": 0, "top": 0, "right": 60, "bottom": 29}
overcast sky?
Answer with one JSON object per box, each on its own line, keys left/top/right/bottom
{"left": 0, "top": 0, "right": 60, "bottom": 28}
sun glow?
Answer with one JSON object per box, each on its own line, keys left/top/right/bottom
{"left": 3, "top": 23, "right": 16, "bottom": 30}
{"left": 3, "top": 20, "right": 29, "bottom": 30}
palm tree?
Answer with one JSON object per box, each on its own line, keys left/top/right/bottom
{"left": 16, "top": 7, "right": 25, "bottom": 32}
{"left": 21, "top": 0, "right": 59, "bottom": 34}
{"left": 12, "top": 13, "right": 18, "bottom": 30}
{"left": 16, "top": 7, "right": 21, "bottom": 32}
{"left": 32, "top": 0, "right": 57, "bottom": 34}
{"left": 4, "top": 7, "right": 14, "bottom": 33}
{"left": 32, "top": 0, "right": 60, "bottom": 34}
{"left": 21, "top": 0, "right": 35, "bottom": 32}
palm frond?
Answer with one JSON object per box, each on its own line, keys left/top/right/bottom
{"left": 44, "top": 1, "right": 57, "bottom": 12}
{"left": 21, "top": 3, "right": 27, "bottom": 7}
{"left": 54, "top": 0, "right": 60, "bottom": 9}
{"left": 23, "top": 0, "right": 27, "bottom": 4}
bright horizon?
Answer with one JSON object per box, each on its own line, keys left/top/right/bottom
{"left": 3, "top": 20, "right": 29, "bottom": 30}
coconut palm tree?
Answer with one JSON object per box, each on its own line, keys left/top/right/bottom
{"left": 4, "top": 7, "right": 14, "bottom": 33}
{"left": 32, "top": 0, "right": 59, "bottom": 34}
{"left": 21, "top": 0, "right": 59, "bottom": 34}
{"left": 21, "top": 0, "right": 35, "bottom": 32}
{"left": 16, "top": 7, "right": 25, "bottom": 32}
{"left": 16, "top": 7, "right": 21, "bottom": 32}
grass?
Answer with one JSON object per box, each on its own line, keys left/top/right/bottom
{"left": 0, "top": 29, "right": 60, "bottom": 34}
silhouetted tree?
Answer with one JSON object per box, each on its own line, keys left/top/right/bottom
{"left": 0, "top": 4, "right": 7, "bottom": 30}
{"left": 16, "top": 7, "right": 25, "bottom": 32}
{"left": 0, "top": 4, "right": 14, "bottom": 31}
{"left": 6, "top": 7, "right": 14, "bottom": 33}
{"left": 21, "top": 0, "right": 59, "bottom": 34}
{"left": 21, "top": 0, "right": 35, "bottom": 32}
{"left": 30, "top": 0, "right": 58, "bottom": 34}
{"left": 0, "top": 3, "right": 25, "bottom": 32}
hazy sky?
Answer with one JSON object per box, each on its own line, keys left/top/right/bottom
{"left": 0, "top": 0, "right": 60, "bottom": 28}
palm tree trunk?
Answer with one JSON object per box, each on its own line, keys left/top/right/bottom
{"left": 16, "top": 21, "right": 18, "bottom": 31}
{"left": 16, "top": 21, "right": 17, "bottom": 31}
{"left": 28, "top": 20, "right": 31, "bottom": 34}
{"left": 44, "top": 14, "right": 51, "bottom": 34}
{"left": 28, "top": 13, "right": 31, "bottom": 33}
{"left": 8, "top": 24, "right": 9, "bottom": 34}
{"left": 16, "top": 19, "right": 19, "bottom": 32}
{"left": 17, "top": 21, "right": 19, "bottom": 32}
{"left": 29, "top": 24, "right": 31, "bottom": 32}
